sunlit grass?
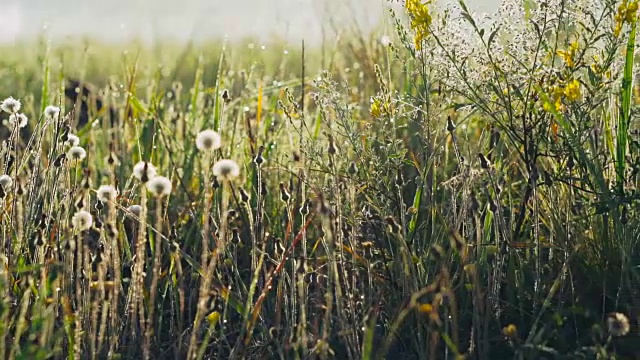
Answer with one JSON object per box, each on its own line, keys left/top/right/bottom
{"left": 0, "top": 1, "right": 639, "bottom": 359}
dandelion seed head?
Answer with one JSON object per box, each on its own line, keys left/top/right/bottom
{"left": 0, "top": 174, "right": 13, "bottom": 190}
{"left": 71, "top": 210, "right": 93, "bottom": 230}
{"left": 146, "top": 176, "right": 172, "bottom": 197}
{"left": 196, "top": 129, "right": 222, "bottom": 151}
{"left": 212, "top": 159, "right": 240, "bottom": 181}
{"left": 133, "top": 161, "right": 157, "bottom": 182}
{"left": 65, "top": 134, "right": 80, "bottom": 147}
{"left": 7, "top": 113, "right": 27, "bottom": 128}
{"left": 96, "top": 185, "right": 118, "bottom": 202}
{"left": 127, "top": 204, "right": 142, "bottom": 217}
{"left": 44, "top": 105, "right": 61, "bottom": 120}
{"left": 380, "top": 35, "right": 392, "bottom": 46}
{"left": 1, "top": 97, "right": 21, "bottom": 114}
{"left": 607, "top": 312, "right": 630, "bottom": 337}
{"left": 67, "top": 146, "right": 87, "bottom": 161}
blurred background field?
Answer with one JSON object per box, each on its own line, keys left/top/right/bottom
{"left": 0, "top": 0, "right": 499, "bottom": 44}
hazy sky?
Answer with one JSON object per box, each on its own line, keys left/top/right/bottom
{"left": 0, "top": 0, "right": 501, "bottom": 44}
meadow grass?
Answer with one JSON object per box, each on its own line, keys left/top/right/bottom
{"left": 0, "top": 0, "right": 639, "bottom": 359}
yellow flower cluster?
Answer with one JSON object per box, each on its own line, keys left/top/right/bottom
{"left": 564, "top": 79, "right": 582, "bottom": 101}
{"left": 418, "top": 303, "right": 433, "bottom": 314}
{"left": 370, "top": 96, "right": 393, "bottom": 118}
{"left": 503, "top": 324, "right": 518, "bottom": 339}
{"left": 556, "top": 41, "right": 579, "bottom": 67}
{"left": 542, "top": 79, "right": 582, "bottom": 112}
{"left": 406, "top": 0, "right": 433, "bottom": 50}
{"left": 615, "top": 0, "right": 639, "bottom": 37}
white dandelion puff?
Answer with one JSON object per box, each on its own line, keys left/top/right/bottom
{"left": 71, "top": 210, "right": 93, "bottom": 230}
{"left": 146, "top": 176, "right": 172, "bottom": 197}
{"left": 607, "top": 312, "right": 630, "bottom": 337}
{"left": 0, "top": 174, "right": 13, "bottom": 190}
{"left": 133, "top": 161, "right": 157, "bottom": 182}
{"left": 44, "top": 105, "right": 61, "bottom": 120}
{"left": 7, "top": 113, "right": 27, "bottom": 128}
{"left": 96, "top": 185, "right": 118, "bottom": 202}
{"left": 195, "top": 129, "right": 222, "bottom": 151}
{"left": 65, "top": 134, "right": 80, "bottom": 147}
{"left": 380, "top": 35, "right": 392, "bottom": 47}
{"left": 1, "top": 97, "right": 21, "bottom": 114}
{"left": 212, "top": 159, "right": 240, "bottom": 181}
{"left": 127, "top": 204, "right": 142, "bottom": 218}
{"left": 68, "top": 146, "right": 87, "bottom": 161}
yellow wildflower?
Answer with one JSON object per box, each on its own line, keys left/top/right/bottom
{"left": 406, "top": 0, "right": 432, "bottom": 50}
{"left": 556, "top": 41, "right": 579, "bottom": 67}
{"left": 503, "top": 324, "right": 518, "bottom": 339}
{"left": 614, "top": 1, "right": 638, "bottom": 37}
{"left": 370, "top": 97, "right": 382, "bottom": 118}
{"left": 206, "top": 311, "right": 221, "bottom": 326}
{"left": 626, "top": 1, "right": 638, "bottom": 23}
{"left": 418, "top": 303, "right": 433, "bottom": 314}
{"left": 564, "top": 79, "right": 581, "bottom": 101}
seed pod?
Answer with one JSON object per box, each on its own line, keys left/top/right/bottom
{"left": 239, "top": 187, "right": 250, "bottom": 203}
{"left": 254, "top": 145, "right": 265, "bottom": 167}
{"left": 279, "top": 182, "right": 290, "bottom": 203}
{"left": 395, "top": 168, "right": 404, "bottom": 188}
{"left": 327, "top": 135, "right": 337, "bottom": 156}
{"left": 567, "top": 156, "right": 575, "bottom": 170}
{"left": 53, "top": 153, "right": 66, "bottom": 167}
{"left": 299, "top": 199, "right": 310, "bottom": 216}
{"left": 384, "top": 216, "right": 400, "bottom": 234}
{"left": 446, "top": 116, "right": 455, "bottom": 132}
{"left": 478, "top": 153, "right": 490, "bottom": 169}
{"left": 543, "top": 170, "right": 553, "bottom": 186}
{"left": 431, "top": 244, "right": 445, "bottom": 261}
{"left": 348, "top": 161, "right": 358, "bottom": 175}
